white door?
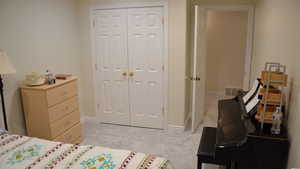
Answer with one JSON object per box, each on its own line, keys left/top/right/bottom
{"left": 127, "top": 7, "right": 164, "bottom": 129}
{"left": 191, "top": 6, "right": 207, "bottom": 132}
{"left": 94, "top": 9, "right": 130, "bottom": 125}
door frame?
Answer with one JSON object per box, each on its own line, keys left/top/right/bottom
{"left": 188, "top": 4, "right": 255, "bottom": 129}
{"left": 193, "top": 4, "right": 255, "bottom": 91}
{"left": 90, "top": 1, "right": 169, "bottom": 129}
{"left": 191, "top": 5, "right": 208, "bottom": 132}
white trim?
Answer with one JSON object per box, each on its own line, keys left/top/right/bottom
{"left": 90, "top": 9, "right": 99, "bottom": 121}
{"left": 195, "top": 4, "right": 253, "bottom": 11}
{"left": 191, "top": 5, "right": 200, "bottom": 133}
{"left": 90, "top": 1, "right": 169, "bottom": 130}
{"left": 91, "top": 1, "right": 165, "bottom": 11}
{"left": 162, "top": 1, "right": 169, "bottom": 130}
{"left": 195, "top": 4, "right": 255, "bottom": 91}
{"left": 167, "top": 125, "right": 185, "bottom": 133}
{"left": 243, "top": 6, "right": 255, "bottom": 90}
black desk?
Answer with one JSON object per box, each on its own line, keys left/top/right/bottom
{"left": 197, "top": 98, "right": 290, "bottom": 169}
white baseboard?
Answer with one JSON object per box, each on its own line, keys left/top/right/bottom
{"left": 167, "top": 124, "right": 185, "bottom": 133}
{"left": 82, "top": 115, "right": 185, "bottom": 133}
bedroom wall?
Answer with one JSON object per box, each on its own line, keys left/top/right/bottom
{"left": 0, "top": 0, "right": 82, "bottom": 134}
{"left": 205, "top": 11, "right": 248, "bottom": 94}
{"left": 252, "top": 0, "right": 300, "bottom": 168}
{"left": 78, "top": 0, "right": 189, "bottom": 126}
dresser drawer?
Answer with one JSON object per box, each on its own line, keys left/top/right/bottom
{"left": 47, "top": 81, "right": 77, "bottom": 107}
{"left": 72, "top": 136, "right": 82, "bottom": 144}
{"left": 53, "top": 123, "right": 82, "bottom": 144}
{"left": 50, "top": 110, "right": 80, "bottom": 138}
{"left": 53, "top": 134, "right": 65, "bottom": 142}
{"left": 64, "top": 123, "right": 82, "bottom": 144}
{"left": 48, "top": 97, "right": 79, "bottom": 123}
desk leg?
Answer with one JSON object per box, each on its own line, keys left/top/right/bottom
{"left": 226, "top": 162, "right": 231, "bottom": 169}
{"left": 197, "top": 160, "right": 202, "bottom": 169}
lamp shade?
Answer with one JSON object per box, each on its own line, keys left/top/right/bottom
{"left": 0, "top": 49, "right": 16, "bottom": 74}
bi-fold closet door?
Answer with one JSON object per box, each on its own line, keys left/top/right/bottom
{"left": 94, "top": 7, "right": 164, "bottom": 129}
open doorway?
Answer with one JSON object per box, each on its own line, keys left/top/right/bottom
{"left": 204, "top": 10, "right": 249, "bottom": 125}
{"left": 190, "top": 5, "right": 254, "bottom": 132}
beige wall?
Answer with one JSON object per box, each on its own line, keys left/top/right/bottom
{"left": 78, "top": 0, "right": 189, "bottom": 126}
{"left": 252, "top": 0, "right": 300, "bottom": 168}
{"left": 0, "top": 0, "right": 82, "bottom": 134}
{"left": 205, "top": 11, "right": 248, "bottom": 94}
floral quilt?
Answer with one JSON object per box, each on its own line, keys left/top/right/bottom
{"left": 0, "top": 134, "right": 173, "bottom": 169}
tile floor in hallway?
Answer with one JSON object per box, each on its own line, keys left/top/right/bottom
{"left": 82, "top": 94, "right": 226, "bottom": 169}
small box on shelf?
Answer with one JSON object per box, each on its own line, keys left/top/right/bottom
{"left": 259, "top": 88, "right": 285, "bottom": 106}
{"left": 261, "top": 71, "right": 288, "bottom": 86}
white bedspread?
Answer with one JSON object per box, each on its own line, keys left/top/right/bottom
{"left": 0, "top": 134, "right": 173, "bottom": 169}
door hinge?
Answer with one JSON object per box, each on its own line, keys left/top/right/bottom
{"left": 162, "top": 65, "right": 165, "bottom": 72}
{"left": 162, "top": 107, "right": 165, "bottom": 115}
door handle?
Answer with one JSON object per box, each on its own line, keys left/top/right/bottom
{"left": 190, "top": 77, "right": 200, "bottom": 81}
{"left": 122, "top": 72, "right": 127, "bottom": 76}
{"left": 129, "top": 72, "right": 134, "bottom": 77}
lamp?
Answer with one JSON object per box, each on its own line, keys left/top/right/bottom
{"left": 0, "top": 49, "right": 16, "bottom": 131}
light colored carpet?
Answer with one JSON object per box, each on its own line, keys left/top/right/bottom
{"left": 81, "top": 94, "right": 223, "bottom": 169}
{"left": 81, "top": 119, "right": 220, "bottom": 169}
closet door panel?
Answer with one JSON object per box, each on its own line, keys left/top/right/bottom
{"left": 94, "top": 9, "right": 130, "bottom": 125}
{"left": 128, "top": 7, "right": 164, "bottom": 129}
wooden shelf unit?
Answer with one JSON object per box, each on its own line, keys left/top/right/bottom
{"left": 258, "top": 63, "right": 287, "bottom": 130}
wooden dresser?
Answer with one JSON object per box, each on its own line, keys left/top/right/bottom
{"left": 21, "top": 77, "right": 82, "bottom": 144}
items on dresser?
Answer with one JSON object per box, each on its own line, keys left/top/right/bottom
{"left": 21, "top": 77, "right": 82, "bottom": 144}
{"left": 23, "top": 72, "right": 46, "bottom": 86}
{"left": 55, "top": 74, "right": 72, "bottom": 80}
{"left": 45, "top": 69, "right": 56, "bottom": 84}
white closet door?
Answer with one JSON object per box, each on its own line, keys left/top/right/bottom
{"left": 128, "top": 7, "right": 164, "bottom": 129}
{"left": 94, "top": 9, "right": 130, "bottom": 125}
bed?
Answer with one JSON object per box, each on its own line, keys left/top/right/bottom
{"left": 0, "top": 132, "right": 173, "bottom": 169}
